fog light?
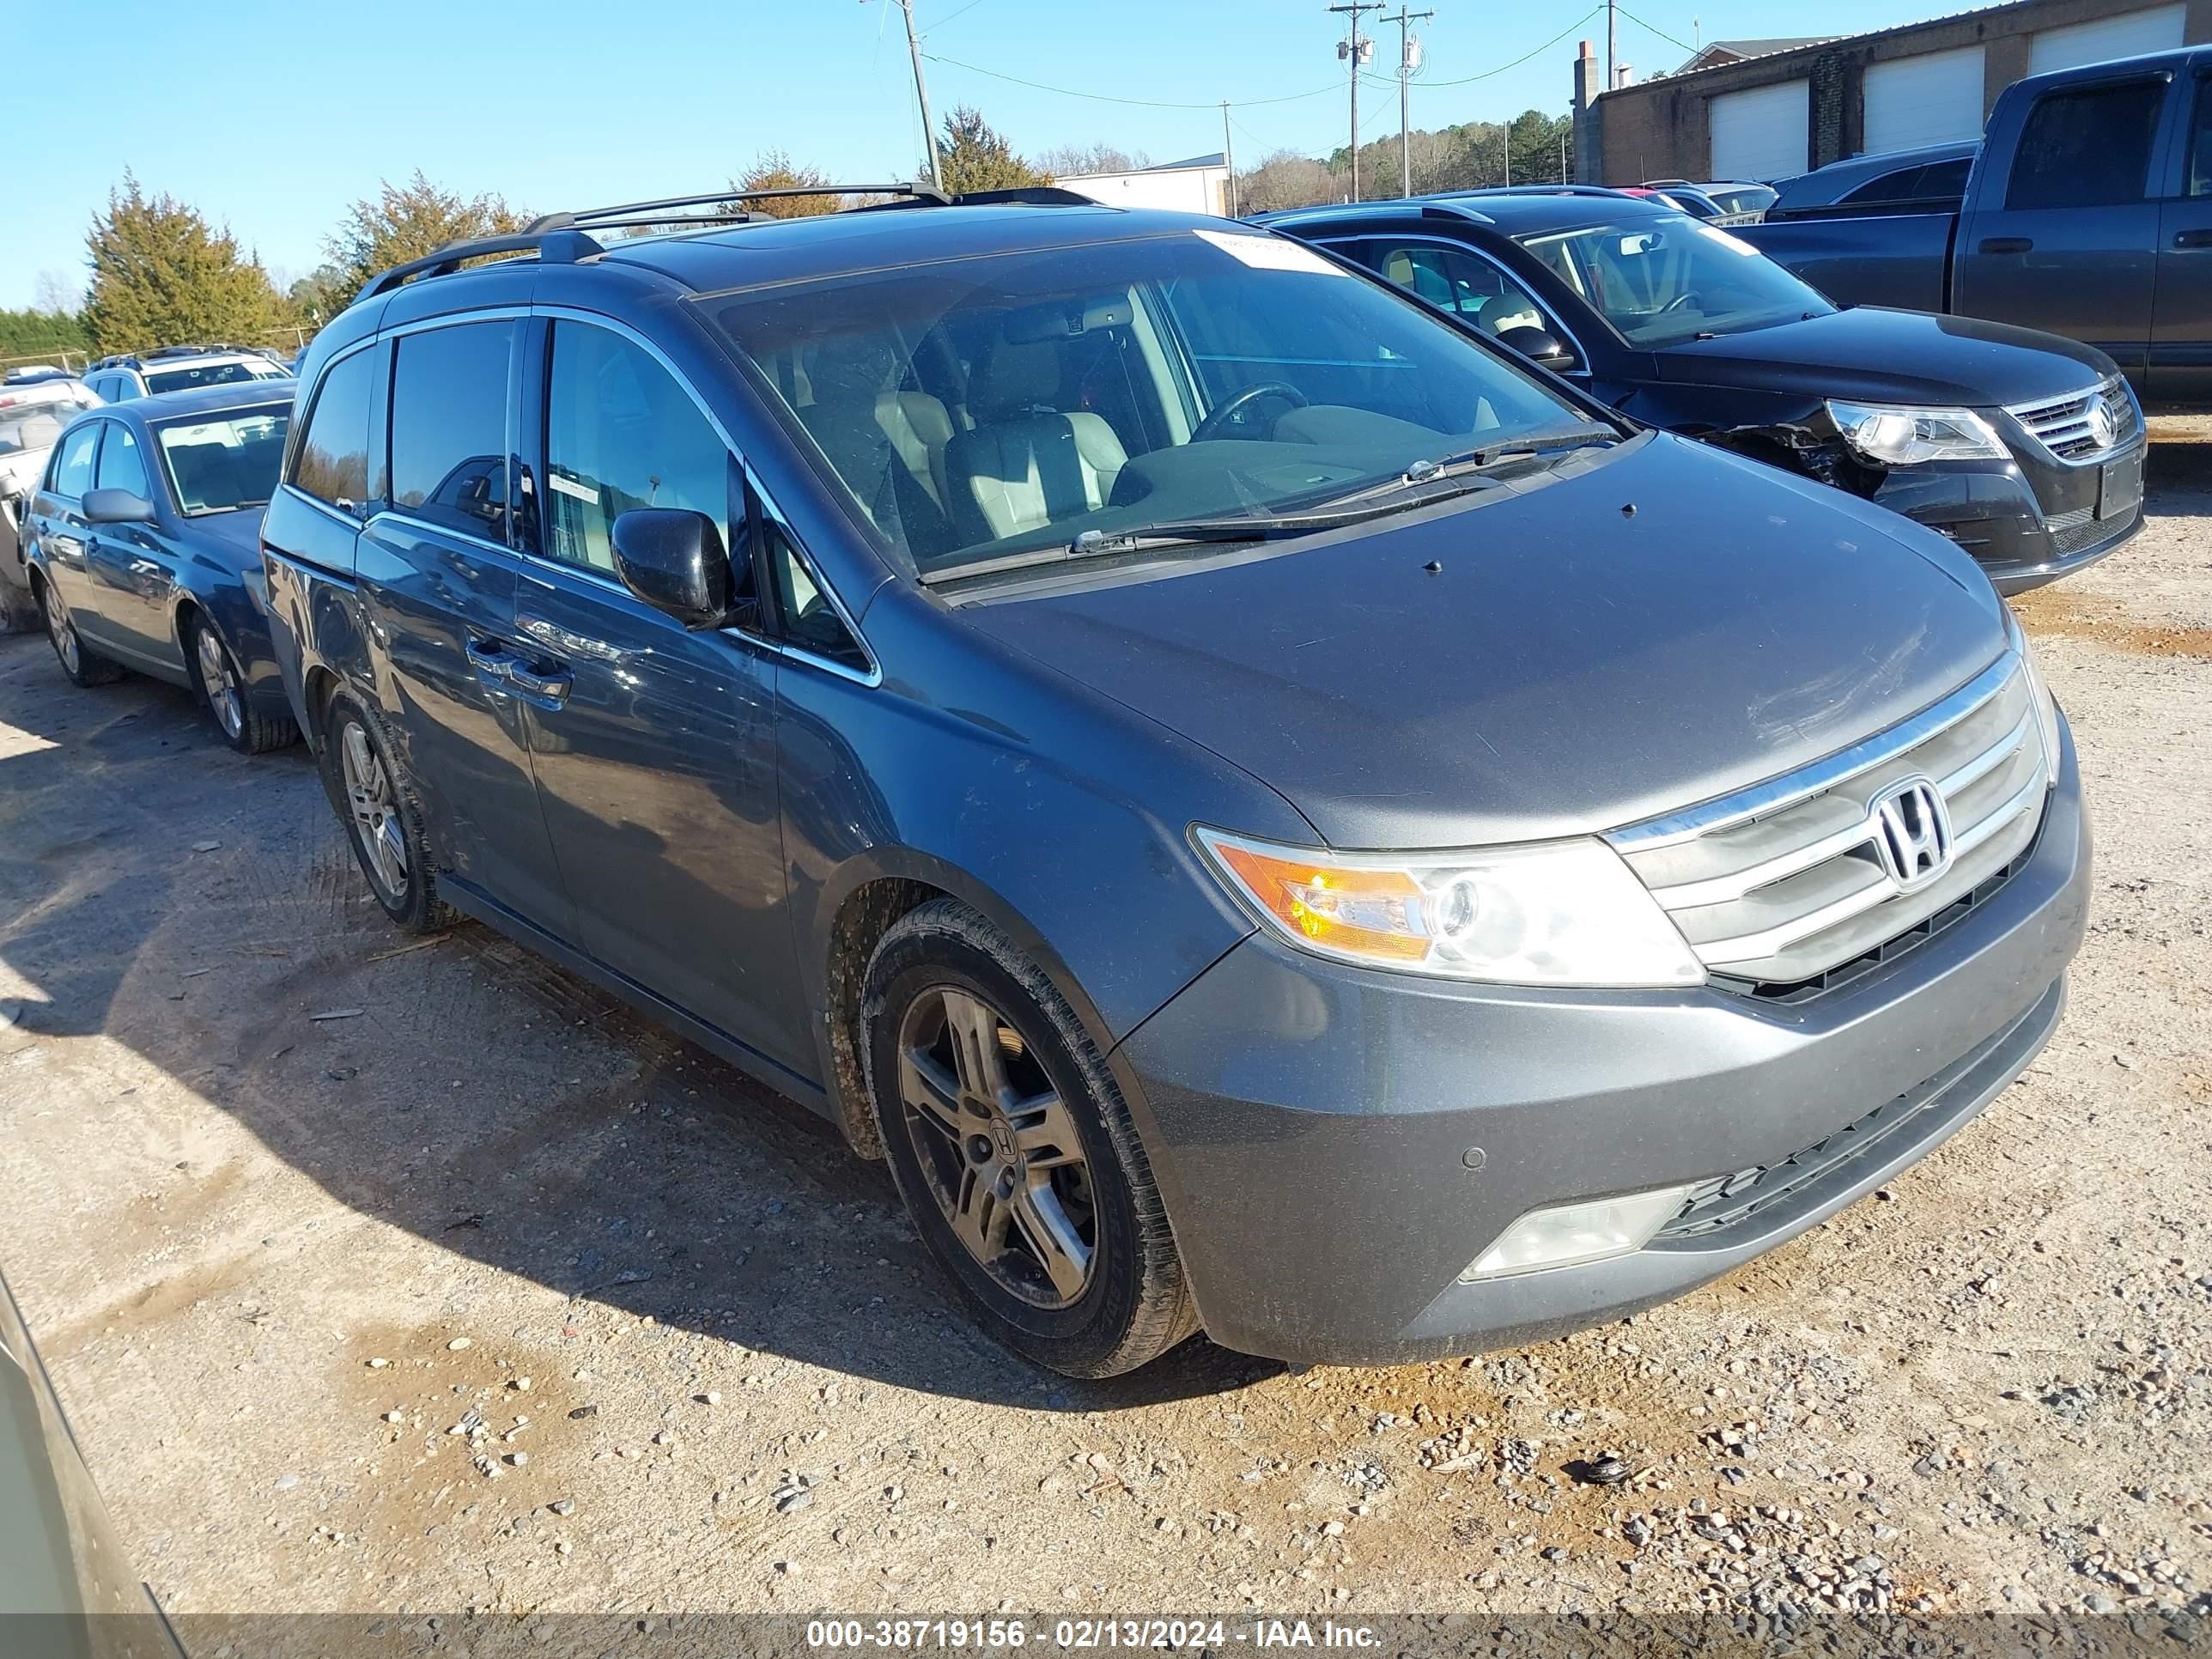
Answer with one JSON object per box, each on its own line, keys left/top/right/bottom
{"left": 1457, "top": 1184, "right": 1698, "bottom": 1282}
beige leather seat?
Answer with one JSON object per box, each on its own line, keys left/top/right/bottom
{"left": 876, "top": 390, "right": 957, "bottom": 513}
{"left": 944, "top": 337, "right": 1127, "bottom": 544}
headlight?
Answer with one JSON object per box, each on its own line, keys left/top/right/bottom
{"left": 2006, "top": 609, "right": 2063, "bottom": 769}
{"left": 1826, "top": 399, "right": 2008, "bottom": 465}
{"left": 1194, "top": 828, "right": 1705, "bottom": 988}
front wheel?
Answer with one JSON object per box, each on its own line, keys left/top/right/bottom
{"left": 189, "top": 615, "right": 297, "bottom": 755}
{"left": 863, "top": 898, "right": 1197, "bottom": 1377}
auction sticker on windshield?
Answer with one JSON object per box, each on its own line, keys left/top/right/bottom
{"left": 1194, "top": 228, "right": 1346, "bottom": 276}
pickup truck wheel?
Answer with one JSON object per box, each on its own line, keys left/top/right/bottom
{"left": 37, "top": 579, "right": 124, "bottom": 688}
{"left": 319, "top": 690, "right": 454, "bottom": 933}
{"left": 863, "top": 898, "right": 1197, "bottom": 1378}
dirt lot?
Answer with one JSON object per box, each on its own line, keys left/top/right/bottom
{"left": 0, "top": 436, "right": 2207, "bottom": 1630}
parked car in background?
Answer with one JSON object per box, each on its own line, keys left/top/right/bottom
{"left": 263, "top": 186, "right": 2086, "bottom": 1376}
{"left": 1759, "top": 141, "right": 1978, "bottom": 225}
{"left": 1267, "top": 190, "right": 2145, "bottom": 592}
{"left": 23, "top": 384, "right": 300, "bottom": 752}
{"left": 82, "top": 345, "right": 292, "bottom": 403}
{"left": 1741, "top": 46, "right": 2212, "bottom": 404}
{"left": 0, "top": 1266, "right": 185, "bottom": 1651}
{"left": 0, "top": 378, "right": 103, "bottom": 632}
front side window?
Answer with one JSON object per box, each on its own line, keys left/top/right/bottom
{"left": 94, "top": 422, "right": 150, "bottom": 498}
{"left": 157, "top": 408, "right": 290, "bottom": 515}
{"left": 761, "top": 516, "right": 866, "bottom": 669}
{"left": 2188, "top": 75, "right": 2212, "bottom": 196}
{"left": 390, "top": 322, "right": 512, "bottom": 541}
{"left": 706, "top": 229, "right": 1593, "bottom": 576}
{"left": 2007, "top": 80, "right": 2163, "bottom": 210}
{"left": 1357, "top": 242, "right": 1549, "bottom": 339}
{"left": 49, "top": 422, "right": 99, "bottom": 497}
{"left": 542, "top": 322, "right": 730, "bottom": 574}
{"left": 290, "top": 349, "right": 374, "bottom": 510}
{"left": 1518, "top": 216, "right": 1832, "bottom": 349}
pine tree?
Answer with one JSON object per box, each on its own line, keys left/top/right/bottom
{"left": 80, "top": 174, "right": 287, "bottom": 356}
{"left": 936, "top": 107, "right": 1050, "bottom": 195}
{"left": 736, "top": 150, "right": 842, "bottom": 219}
{"left": 325, "top": 172, "right": 528, "bottom": 296}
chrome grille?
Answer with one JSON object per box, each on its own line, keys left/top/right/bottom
{"left": 1608, "top": 655, "right": 2049, "bottom": 988}
{"left": 2007, "top": 374, "right": 2139, "bottom": 461}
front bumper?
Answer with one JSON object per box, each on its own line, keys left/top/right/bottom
{"left": 1870, "top": 434, "right": 2144, "bottom": 595}
{"left": 1118, "top": 717, "right": 2090, "bottom": 1366}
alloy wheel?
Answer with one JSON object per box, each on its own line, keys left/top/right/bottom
{"left": 44, "top": 587, "right": 78, "bottom": 675}
{"left": 339, "top": 720, "right": 410, "bottom": 902}
{"left": 196, "top": 625, "right": 244, "bottom": 740}
{"left": 896, "top": 987, "right": 1097, "bottom": 1308}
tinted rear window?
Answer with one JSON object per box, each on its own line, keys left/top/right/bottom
{"left": 291, "top": 349, "right": 374, "bottom": 510}
{"left": 389, "top": 322, "right": 513, "bottom": 542}
{"left": 2007, "top": 80, "right": 2164, "bottom": 210}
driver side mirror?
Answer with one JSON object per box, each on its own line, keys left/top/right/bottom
{"left": 611, "top": 508, "right": 739, "bottom": 629}
{"left": 1495, "top": 325, "right": 1580, "bottom": 374}
{"left": 82, "top": 487, "right": 155, "bottom": 525}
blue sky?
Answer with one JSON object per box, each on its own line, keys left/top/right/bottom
{"left": 11, "top": 0, "right": 1943, "bottom": 311}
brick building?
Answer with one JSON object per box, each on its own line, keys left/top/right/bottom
{"left": 1575, "top": 0, "right": 2212, "bottom": 184}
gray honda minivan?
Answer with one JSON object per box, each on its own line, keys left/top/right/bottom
{"left": 260, "top": 188, "right": 2089, "bottom": 1377}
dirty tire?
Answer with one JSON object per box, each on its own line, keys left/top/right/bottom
{"left": 36, "top": 575, "right": 125, "bottom": 688}
{"left": 319, "top": 690, "right": 455, "bottom": 934}
{"left": 863, "top": 897, "right": 1198, "bottom": 1378}
{"left": 187, "top": 613, "right": 299, "bottom": 756}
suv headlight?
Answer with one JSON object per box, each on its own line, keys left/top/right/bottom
{"left": 1194, "top": 828, "right": 1705, "bottom": 988}
{"left": 1826, "top": 399, "right": 2008, "bottom": 465}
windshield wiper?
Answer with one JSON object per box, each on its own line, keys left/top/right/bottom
{"left": 1315, "top": 422, "right": 1621, "bottom": 510}
{"left": 919, "top": 511, "right": 1378, "bottom": 586}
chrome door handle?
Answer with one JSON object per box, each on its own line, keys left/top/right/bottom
{"left": 465, "top": 638, "right": 517, "bottom": 689}
{"left": 504, "top": 661, "right": 573, "bottom": 705}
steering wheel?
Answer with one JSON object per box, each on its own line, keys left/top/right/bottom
{"left": 1191, "top": 380, "right": 1309, "bottom": 443}
{"left": 1660, "top": 291, "right": 1703, "bottom": 315}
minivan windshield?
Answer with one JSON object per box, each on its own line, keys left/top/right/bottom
{"left": 706, "top": 229, "right": 1607, "bottom": 576}
{"left": 1517, "top": 216, "right": 1832, "bottom": 349}
{"left": 146, "top": 360, "right": 289, "bottom": 395}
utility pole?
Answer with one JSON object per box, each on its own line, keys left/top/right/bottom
{"left": 878, "top": 0, "right": 941, "bottom": 188}
{"left": 1382, "top": 5, "right": 1433, "bottom": 199}
{"left": 1329, "top": 3, "right": 1383, "bottom": 202}
{"left": 1503, "top": 112, "right": 1511, "bottom": 186}
{"left": 1607, "top": 0, "right": 1618, "bottom": 94}
{"left": 1221, "top": 102, "right": 1237, "bottom": 216}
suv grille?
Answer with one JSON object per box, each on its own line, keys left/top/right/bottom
{"left": 1607, "top": 655, "right": 2048, "bottom": 989}
{"left": 2007, "top": 375, "right": 2139, "bottom": 461}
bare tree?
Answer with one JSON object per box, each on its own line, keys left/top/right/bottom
{"left": 1234, "top": 151, "right": 1339, "bottom": 213}
{"left": 1034, "top": 142, "right": 1150, "bottom": 179}
{"left": 32, "top": 270, "right": 82, "bottom": 317}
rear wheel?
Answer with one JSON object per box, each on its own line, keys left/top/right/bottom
{"left": 37, "top": 577, "right": 124, "bottom": 688}
{"left": 318, "top": 690, "right": 453, "bottom": 933}
{"left": 863, "top": 898, "right": 1197, "bottom": 1377}
{"left": 188, "top": 615, "right": 297, "bottom": 755}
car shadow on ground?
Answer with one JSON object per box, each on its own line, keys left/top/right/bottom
{"left": 0, "top": 630, "right": 1281, "bottom": 1410}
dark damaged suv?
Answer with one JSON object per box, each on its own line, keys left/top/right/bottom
{"left": 260, "top": 186, "right": 2090, "bottom": 1377}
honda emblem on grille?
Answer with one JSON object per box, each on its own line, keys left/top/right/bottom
{"left": 1871, "top": 776, "right": 1953, "bottom": 892}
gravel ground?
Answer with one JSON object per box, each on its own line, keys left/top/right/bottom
{"left": 0, "top": 434, "right": 2206, "bottom": 1632}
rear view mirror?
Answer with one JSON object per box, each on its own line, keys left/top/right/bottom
{"left": 611, "top": 508, "right": 737, "bottom": 629}
{"left": 1495, "top": 325, "right": 1580, "bottom": 373}
{"left": 82, "top": 487, "right": 155, "bottom": 525}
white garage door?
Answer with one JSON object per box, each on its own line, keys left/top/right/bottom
{"left": 1863, "top": 46, "right": 1987, "bottom": 153}
{"left": 1711, "top": 79, "right": 1809, "bottom": 181}
{"left": 2027, "top": 3, "right": 2184, "bottom": 75}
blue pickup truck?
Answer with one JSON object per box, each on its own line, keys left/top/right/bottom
{"left": 1741, "top": 44, "right": 2212, "bottom": 407}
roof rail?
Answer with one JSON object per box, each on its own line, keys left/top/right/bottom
{"left": 354, "top": 228, "right": 607, "bottom": 305}
{"left": 533, "top": 180, "right": 950, "bottom": 234}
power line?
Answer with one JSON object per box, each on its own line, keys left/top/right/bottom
{"left": 1400, "top": 6, "right": 1605, "bottom": 85}
{"left": 921, "top": 51, "right": 1342, "bottom": 110}
{"left": 1615, "top": 3, "right": 1694, "bottom": 52}
{"left": 921, "top": 0, "right": 992, "bottom": 28}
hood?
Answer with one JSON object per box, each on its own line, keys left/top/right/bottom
{"left": 0, "top": 449, "right": 44, "bottom": 495}
{"left": 957, "top": 434, "right": 2005, "bottom": 849}
{"left": 1656, "top": 307, "right": 2114, "bottom": 407}
{"left": 186, "top": 506, "right": 267, "bottom": 563}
